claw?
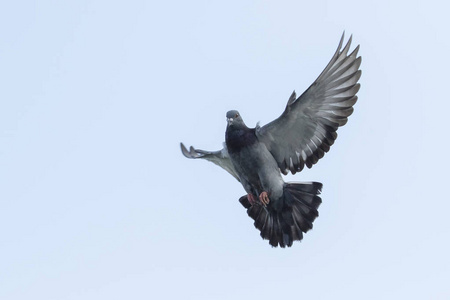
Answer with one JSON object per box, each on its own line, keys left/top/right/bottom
{"left": 247, "top": 193, "right": 257, "bottom": 206}
{"left": 259, "top": 191, "right": 270, "bottom": 206}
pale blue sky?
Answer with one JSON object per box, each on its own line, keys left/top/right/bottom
{"left": 1, "top": 1, "right": 449, "bottom": 299}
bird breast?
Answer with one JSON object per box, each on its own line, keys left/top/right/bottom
{"left": 225, "top": 127, "right": 257, "bottom": 154}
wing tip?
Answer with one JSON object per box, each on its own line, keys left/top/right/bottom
{"left": 337, "top": 31, "right": 345, "bottom": 53}
{"left": 180, "top": 142, "right": 190, "bottom": 158}
{"left": 180, "top": 142, "right": 199, "bottom": 159}
{"left": 287, "top": 90, "right": 297, "bottom": 105}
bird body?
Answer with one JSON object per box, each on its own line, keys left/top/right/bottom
{"left": 181, "top": 33, "right": 361, "bottom": 247}
{"left": 225, "top": 114, "right": 284, "bottom": 207}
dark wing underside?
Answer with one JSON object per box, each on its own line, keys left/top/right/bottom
{"left": 256, "top": 33, "right": 362, "bottom": 175}
{"left": 180, "top": 142, "right": 240, "bottom": 181}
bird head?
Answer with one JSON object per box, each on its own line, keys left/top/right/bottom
{"left": 226, "top": 110, "right": 245, "bottom": 127}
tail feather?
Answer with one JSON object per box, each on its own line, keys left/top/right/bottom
{"left": 247, "top": 203, "right": 262, "bottom": 220}
{"left": 239, "top": 195, "right": 252, "bottom": 209}
{"left": 281, "top": 206, "right": 295, "bottom": 227}
{"left": 253, "top": 206, "right": 267, "bottom": 230}
{"left": 292, "top": 205, "right": 314, "bottom": 232}
{"left": 288, "top": 182, "right": 322, "bottom": 194}
{"left": 260, "top": 212, "right": 271, "bottom": 239}
{"left": 271, "top": 215, "right": 283, "bottom": 247}
{"left": 285, "top": 185, "right": 322, "bottom": 207}
{"left": 239, "top": 181, "right": 323, "bottom": 248}
{"left": 291, "top": 221, "right": 304, "bottom": 241}
{"left": 296, "top": 200, "right": 319, "bottom": 220}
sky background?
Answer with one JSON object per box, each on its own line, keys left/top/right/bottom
{"left": 1, "top": 1, "right": 449, "bottom": 299}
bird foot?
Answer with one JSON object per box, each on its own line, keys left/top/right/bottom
{"left": 247, "top": 193, "right": 257, "bottom": 206}
{"left": 259, "top": 191, "right": 270, "bottom": 206}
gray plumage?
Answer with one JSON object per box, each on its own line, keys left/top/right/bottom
{"left": 181, "top": 33, "right": 361, "bottom": 247}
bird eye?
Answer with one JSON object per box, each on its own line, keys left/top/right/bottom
{"left": 235, "top": 114, "right": 239, "bottom": 118}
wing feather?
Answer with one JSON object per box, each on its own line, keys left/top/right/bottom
{"left": 180, "top": 142, "right": 240, "bottom": 181}
{"left": 256, "top": 33, "right": 362, "bottom": 174}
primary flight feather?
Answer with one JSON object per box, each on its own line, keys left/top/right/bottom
{"left": 181, "top": 33, "right": 361, "bottom": 247}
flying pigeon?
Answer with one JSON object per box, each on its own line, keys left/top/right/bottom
{"left": 181, "top": 33, "right": 361, "bottom": 248}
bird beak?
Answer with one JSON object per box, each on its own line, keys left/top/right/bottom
{"left": 227, "top": 117, "right": 233, "bottom": 124}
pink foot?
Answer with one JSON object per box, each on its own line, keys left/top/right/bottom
{"left": 247, "top": 193, "right": 257, "bottom": 206}
{"left": 259, "top": 191, "right": 270, "bottom": 206}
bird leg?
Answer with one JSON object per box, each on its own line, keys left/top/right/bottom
{"left": 247, "top": 193, "right": 257, "bottom": 206}
{"left": 259, "top": 191, "right": 270, "bottom": 206}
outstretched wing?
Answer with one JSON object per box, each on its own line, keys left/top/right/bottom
{"left": 256, "top": 33, "right": 361, "bottom": 175}
{"left": 180, "top": 142, "right": 240, "bottom": 181}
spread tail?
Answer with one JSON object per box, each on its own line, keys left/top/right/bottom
{"left": 239, "top": 182, "right": 323, "bottom": 248}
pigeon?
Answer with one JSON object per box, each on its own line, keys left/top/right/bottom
{"left": 181, "top": 33, "right": 361, "bottom": 248}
